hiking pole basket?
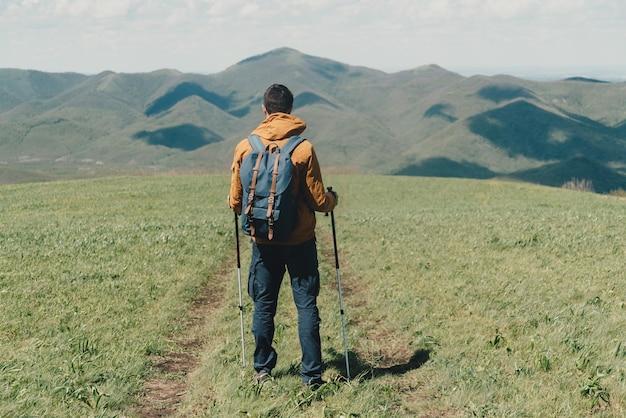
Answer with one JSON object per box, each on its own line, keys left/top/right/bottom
{"left": 234, "top": 213, "right": 246, "bottom": 367}
{"left": 327, "top": 187, "right": 351, "bottom": 379}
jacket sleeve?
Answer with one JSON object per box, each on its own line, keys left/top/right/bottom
{"left": 228, "top": 141, "right": 247, "bottom": 213}
{"left": 303, "top": 147, "right": 337, "bottom": 213}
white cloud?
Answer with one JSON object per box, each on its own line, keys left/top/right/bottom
{"left": 418, "top": 0, "right": 452, "bottom": 20}
{"left": 1, "top": 0, "right": 625, "bottom": 75}
{"left": 239, "top": 2, "right": 259, "bottom": 16}
{"left": 50, "top": 0, "right": 131, "bottom": 18}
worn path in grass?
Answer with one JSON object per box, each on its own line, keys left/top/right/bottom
{"left": 134, "top": 272, "right": 227, "bottom": 417}
{"left": 318, "top": 218, "right": 430, "bottom": 380}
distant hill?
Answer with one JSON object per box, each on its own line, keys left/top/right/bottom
{"left": 1, "top": 48, "right": 626, "bottom": 192}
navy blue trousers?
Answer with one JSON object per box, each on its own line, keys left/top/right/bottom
{"left": 248, "top": 238, "right": 322, "bottom": 383}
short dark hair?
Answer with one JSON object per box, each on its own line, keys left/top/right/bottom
{"left": 263, "top": 84, "right": 293, "bottom": 114}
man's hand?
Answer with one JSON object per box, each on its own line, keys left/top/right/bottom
{"left": 227, "top": 195, "right": 242, "bottom": 213}
{"left": 326, "top": 187, "right": 338, "bottom": 206}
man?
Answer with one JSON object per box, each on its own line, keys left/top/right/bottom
{"left": 228, "top": 84, "right": 338, "bottom": 389}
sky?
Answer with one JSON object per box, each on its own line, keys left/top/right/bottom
{"left": 1, "top": 0, "right": 625, "bottom": 79}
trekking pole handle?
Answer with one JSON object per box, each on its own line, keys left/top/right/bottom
{"left": 325, "top": 187, "right": 334, "bottom": 217}
{"left": 326, "top": 188, "right": 340, "bottom": 269}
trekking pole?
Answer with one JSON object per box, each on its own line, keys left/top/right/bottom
{"left": 234, "top": 213, "right": 246, "bottom": 367}
{"left": 327, "top": 187, "right": 350, "bottom": 379}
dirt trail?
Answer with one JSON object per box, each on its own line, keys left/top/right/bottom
{"left": 134, "top": 279, "right": 226, "bottom": 417}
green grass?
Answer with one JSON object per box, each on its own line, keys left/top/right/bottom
{"left": 2, "top": 174, "right": 626, "bottom": 416}
{"left": 0, "top": 175, "right": 231, "bottom": 416}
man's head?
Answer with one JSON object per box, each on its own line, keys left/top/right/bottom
{"left": 263, "top": 84, "right": 293, "bottom": 115}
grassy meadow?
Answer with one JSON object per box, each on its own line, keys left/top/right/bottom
{"left": 1, "top": 174, "right": 626, "bottom": 417}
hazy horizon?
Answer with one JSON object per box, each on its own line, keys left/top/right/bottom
{"left": 2, "top": 1, "right": 624, "bottom": 80}
{"left": 3, "top": 58, "right": 625, "bottom": 83}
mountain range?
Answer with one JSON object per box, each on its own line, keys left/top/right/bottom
{"left": 1, "top": 47, "right": 626, "bottom": 192}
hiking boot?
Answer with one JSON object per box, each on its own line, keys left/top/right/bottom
{"left": 253, "top": 370, "right": 271, "bottom": 386}
{"left": 301, "top": 378, "right": 326, "bottom": 392}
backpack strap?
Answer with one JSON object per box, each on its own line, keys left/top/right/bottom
{"left": 247, "top": 134, "right": 265, "bottom": 152}
{"left": 282, "top": 135, "right": 305, "bottom": 155}
{"left": 244, "top": 135, "right": 265, "bottom": 237}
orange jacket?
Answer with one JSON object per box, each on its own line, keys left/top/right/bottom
{"left": 229, "top": 112, "right": 337, "bottom": 245}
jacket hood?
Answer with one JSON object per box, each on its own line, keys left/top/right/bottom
{"left": 251, "top": 113, "right": 306, "bottom": 141}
